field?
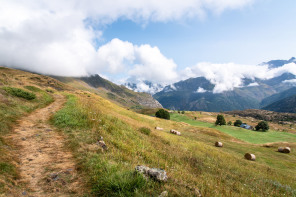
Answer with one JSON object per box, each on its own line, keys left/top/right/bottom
{"left": 1, "top": 67, "right": 296, "bottom": 196}
{"left": 171, "top": 113, "right": 296, "bottom": 144}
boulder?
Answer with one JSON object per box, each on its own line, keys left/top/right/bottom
{"left": 135, "top": 165, "right": 168, "bottom": 182}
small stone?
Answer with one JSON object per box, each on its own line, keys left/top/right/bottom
{"left": 22, "top": 191, "right": 27, "bottom": 195}
{"left": 50, "top": 173, "right": 59, "bottom": 181}
{"left": 159, "top": 191, "right": 168, "bottom": 197}
{"left": 21, "top": 137, "right": 26, "bottom": 141}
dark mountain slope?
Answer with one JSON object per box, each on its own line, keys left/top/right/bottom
{"left": 263, "top": 95, "right": 296, "bottom": 113}
{"left": 260, "top": 87, "right": 296, "bottom": 108}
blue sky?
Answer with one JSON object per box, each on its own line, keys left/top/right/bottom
{"left": 101, "top": 0, "right": 296, "bottom": 69}
{"left": 1, "top": 0, "right": 296, "bottom": 92}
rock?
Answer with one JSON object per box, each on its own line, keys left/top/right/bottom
{"left": 50, "top": 173, "right": 59, "bottom": 181}
{"left": 159, "top": 191, "right": 168, "bottom": 197}
{"left": 135, "top": 165, "right": 168, "bottom": 182}
{"left": 22, "top": 191, "right": 27, "bottom": 196}
{"left": 21, "top": 137, "right": 26, "bottom": 141}
{"left": 135, "top": 165, "right": 150, "bottom": 174}
{"left": 194, "top": 188, "right": 202, "bottom": 197}
{"left": 96, "top": 138, "right": 108, "bottom": 150}
{"left": 148, "top": 168, "right": 168, "bottom": 181}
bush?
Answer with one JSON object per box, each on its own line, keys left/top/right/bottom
{"left": 255, "top": 121, "right": 269, "bottom": 131}
{"left": 227, "top": 121, "right": 232, "bottom": 125}
{"left": 139, "top": 127, "right": 151, "bottom": 135}
{"left": 181, "top": 111, "right": 185, "bottom": 114}
{"left": 155, "top": 109, "right": 170, "bottom": 120}
{"left": 234, "top": 120, "right": 243, "bottom": 127}
{"left": 215, "top": 114, "right": 226, "bottom": 126}
{"left": 3, "top": 87, "right": 36, "bottom": 100}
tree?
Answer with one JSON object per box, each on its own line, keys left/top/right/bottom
{"left": 155, "top": 109, "right": 170, "bottom": 120}
{"left": 227, "top": 121, "right": 232, "bottom": 126}
{"left": 234, "top": 120, "right": 243, "bottom": 127}
{"left": 255, "top": 121, "right": 269, "bottom": 131}
{"left": 181, "top": 111, "right": 185, "bottom": 114}
{"left": 215, "top": 115, "right": 226, "bottom": 126}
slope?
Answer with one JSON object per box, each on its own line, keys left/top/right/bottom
{"left": 260, "top": 87, "right": 296, "bottom": 108}
{"left": 263, "top": 95, "right": 296, "bottom": 113}
{"left": 54, "top": 75, "right": 162, "bottom": 109}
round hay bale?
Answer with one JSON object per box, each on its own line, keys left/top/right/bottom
{"left": 244, "top": 153, "right": 256, "bottom": 161}
{"left": 215, "top": 142, "right": 223, "bottom": 147}
{"left": 278, "top": 147, "right": 291, "bottom": 153}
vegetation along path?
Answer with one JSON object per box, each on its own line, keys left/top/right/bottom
{"left": 6, "top": 94, "right": 83, "bottom": 196}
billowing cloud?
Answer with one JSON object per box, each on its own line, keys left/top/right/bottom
{"left": 181, "top": 62, "right": 296, "bottom": 93}
{"left": 0, "top": 0, "right": 254, "bottom": 76}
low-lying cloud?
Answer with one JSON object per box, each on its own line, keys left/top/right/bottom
{"left": 0, "top": 0, "right": 254, "bottom": 77}
{"left": 181, "top": 62, "right": 296, "bottom": 93}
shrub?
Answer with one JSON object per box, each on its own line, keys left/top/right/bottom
{"left": 181, "top": 111, "right": 185, "bottom": 114}
{"left": 255, "top": 121, "right": 269, "bottom": 132}
{"left": 227, "top": 121, "right": 232, "bottom": 125}
{"left": 215, "top": 114, "right": 226, "bottom": 126}
{"left": 234, "top": 120, "right": 243, "bottom": 127}
{"left": 3, "top": 87, "right": 36, "bottom": 100}
{"left": 139, "top": 127, "right": 151, "bottom": 135}
{"left": 155, "top": 109, "right": 170, "bottom": 120}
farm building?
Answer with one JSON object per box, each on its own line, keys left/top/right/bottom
{"left": 240, "top": 123, "right": 253, "bottom": 130}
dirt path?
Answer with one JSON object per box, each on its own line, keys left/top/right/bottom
{"left": 7, "top": 95, "right": 83, "bottom": 197}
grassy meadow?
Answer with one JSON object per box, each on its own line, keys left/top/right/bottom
{"left": 171, "top": 113, "right": 296, "bottom": 144}
{"left": 52, "top": 92, "right": 296, "bottom": 196}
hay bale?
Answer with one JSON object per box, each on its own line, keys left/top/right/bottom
{"left": 155, "top": 127, "right": 163, "bottom": 130}
{"left": 278, "top": 147, "right": 291, "bottom": 153}
{"left": 215, "top": 142, "right": 223, "bottom": 147}
{"left": 170, "top": 129, "right": 181, "bottom": 135}
{"left": 244, "top": 153, "right": 256, "bottom": 161}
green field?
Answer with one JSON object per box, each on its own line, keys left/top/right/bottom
{"left": 171, "top": 113, "right": 296, "bottom": 144}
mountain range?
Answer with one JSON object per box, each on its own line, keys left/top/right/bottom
{"left": 126, "top": 57, "right": 296, "bottom": 112}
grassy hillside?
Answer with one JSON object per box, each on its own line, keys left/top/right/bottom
{"left": 53, "top": 75, "right": 162, "bottom": 109}
{"left": 52, "top": 92, "right": 296, "bottom": 196}
{"left": 1, "top": 67, "right": 296, "bottom": 196}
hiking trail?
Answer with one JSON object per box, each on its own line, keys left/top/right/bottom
{"left": 7, "top": 94, "right": 83, "bottom": 197}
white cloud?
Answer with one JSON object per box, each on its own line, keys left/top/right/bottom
{"left": 0, "top": 0, "right": 254, "bottom": 76}
{"left": 196, "top": 87, "right": 207, "bottom": 93}
{"left": 181, "top": 62, "right": 296, "bottom": 93}
{"left": 283, "top": 79, "right": 296, "bottom": 84}
{"left": 247, "top": 82, "right": 259, "bottom": 87}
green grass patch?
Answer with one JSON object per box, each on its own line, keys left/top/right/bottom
{"left": 171, "top": 113, "right": 296, "bottom": 144}
{"left": 138, "top": 127, "right": 151, "bottom": 135}
{"left": 2, "top": 87, "right": 36, "bottom": 100}
{"left": 52, "top": 95, "right": 91, "bottom": 129}
{"left": 24, "top": 85, "right": 42, "bottom": 92}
